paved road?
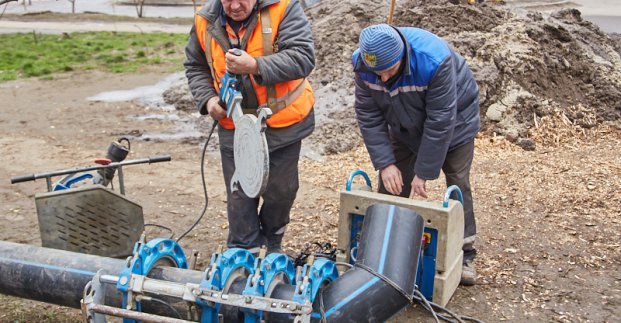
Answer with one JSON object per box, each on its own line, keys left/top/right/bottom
{"left": 1, "top": 0, "right": 619, "bottom": 33}
{"left": 0, "top": 20, "right": 190, "bottom": 34}
{"left": 505, "top": 0, "right": 621, "bottom": 33}
{"left": 571, "top": 0, "right": 621, "bottom": 33}
{"left": 1, "top": 0, "right": 194, "bottom": 18}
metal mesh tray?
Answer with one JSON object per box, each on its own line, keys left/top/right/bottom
{"left": 34, "top": 184, "right": 144, "bottom": 258}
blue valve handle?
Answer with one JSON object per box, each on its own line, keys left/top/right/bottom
{"left": 442, "top": 185, "right": 464, "bottom": 208}
{"left": 346, "top": 169, "right": 372, "bottom": 191}
{"left": 219, "top": 49, "right": 243, "bottom": 110}
{"left": 53, "top": 173, "right": 93, "bottom": 191}
{"left": 219, "top": 72, "right": 241, "bottom": 109}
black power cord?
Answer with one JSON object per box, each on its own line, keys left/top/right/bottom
{"left": 144, "top": 223, "right": 175, "bottom": 239}
{"left": 143, "top": 296, "right": 183, "bottom": 319}
{"left": 293, "top": 242, "right": 337, "bottom": 267}
{"left": 412, "top": 289, "right": 485, "bottom": 323}
{"left": 176, "top": 121, "right": 218, "bottom": 243}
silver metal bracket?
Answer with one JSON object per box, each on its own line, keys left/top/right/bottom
{"left": 81, "top": 270, "right": 108, "bottom": 323}
{"left": 198, "top": 289, "right": 312, "bottom": 321}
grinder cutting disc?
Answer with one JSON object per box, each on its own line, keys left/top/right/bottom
{"left": 230, "top": 109, "right": 271, "bottom": 198}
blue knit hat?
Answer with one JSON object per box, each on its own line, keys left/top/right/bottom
{"left": 359, "top": 24, "right": 404, "bottom": 71}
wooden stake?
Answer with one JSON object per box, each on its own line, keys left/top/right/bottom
{"left": 387, "top": 0, "right": 396, "bottom": 24}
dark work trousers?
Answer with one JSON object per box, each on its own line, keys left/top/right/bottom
{"left": 378, "top": 139, "right": 477, "bottom": 263}
{"left": 220, "top": 140, "right": 301, "bottom": 252}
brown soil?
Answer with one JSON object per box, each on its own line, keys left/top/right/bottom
{"left": 1, "top": 1, "right": 620, "bottom": 322}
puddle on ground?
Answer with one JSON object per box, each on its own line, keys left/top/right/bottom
{"left": 140, "top": 120, "right": 204, "bottom": 142}
{"left": 134, "top": 113, "right": 181, "bottom": 122}
{"left": 87, "top": 72, "right": 329, "bottom": 159}
{"left": 87, "top": 72, "right": 183, "bottom": 110}
{"left": 87, "top": 72, "right": 206, "bottom": 142}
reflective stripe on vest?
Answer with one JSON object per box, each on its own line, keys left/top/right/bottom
{"left": 195, "top": 1, "right": 314, "bottom": 130}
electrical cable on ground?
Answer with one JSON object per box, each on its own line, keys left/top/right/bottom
{"left": 144, "top": 297, "right": 183, "bottom": 319}
{"left": 334, "top": 261, "right": 353, "bottom": 269}
{"left": 144, "top": 223, "right": 175, "bottom": 239}
{"left": 176, "top": 121, "right": 218, "bottom": 243}
{"left": 414, "top": 288, "right": 441, "bottom": 323}
{"left": 293, "top": 242, "right": 337, "bottom": 267}
{"left": 412, "top": 288, "right": 485, "bottom": 323}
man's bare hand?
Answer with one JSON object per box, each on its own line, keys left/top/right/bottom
{"left": 206, "top": 96, "right": 226, "bottom": 121}
{"left": 380, "top": 164, "right": 403, "bottom": 195}
{"left": 409, "top": 175, "right": 428, "bottom": 199}
{"left": 225, "top": 49, "right": 258, "bottom": 75}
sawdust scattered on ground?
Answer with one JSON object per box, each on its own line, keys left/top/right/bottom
{"left": 0, "top": 1, "right": 620, "bottom": 322}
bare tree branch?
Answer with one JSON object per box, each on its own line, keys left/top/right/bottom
{"left": 0, "top": 0, "right": 18, "bottom": 6}
{"left": 0, "top": 0, "right": 17, "bottom": 20}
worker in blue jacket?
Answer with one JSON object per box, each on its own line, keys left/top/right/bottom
{"left": 352, "top": 24, "right": 481, "bottom": 285}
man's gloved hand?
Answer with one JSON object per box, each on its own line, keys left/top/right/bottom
{"left": 409, "top": 175, "right": 428, "bottom": 199}
{"left": 380, "top": 164, "right": 403, "bottom": 195}
{"left": 206, "top": 96, "right": 227, "bottom": 121}
{"left": 225, "top": 49, "right": 259, "bottom": 75}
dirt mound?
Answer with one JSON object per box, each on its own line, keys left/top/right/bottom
{"left": 306, "top": 0, "right": 386, "bottom": 86}
{"left": 392, "top": 1, "right": 621, "bottom": 145}
{"left": 305, "top": 0, "right": 621, "bottom": 151}
{"left": 163, "top": 81, "right": 195, "bottom": 112}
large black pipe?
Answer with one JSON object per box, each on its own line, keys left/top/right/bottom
{"left": 0, "top": 241, "right": 201, "bottom": 317}
{"left": 317, "top": 204, "right": 424, "bottom": 322}
{"left": 0, "top": 241, "right": 125, "bottom": 307}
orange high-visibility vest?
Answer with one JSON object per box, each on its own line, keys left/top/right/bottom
{"left": 194, "top": 2, "right": 314, "bottom": 130}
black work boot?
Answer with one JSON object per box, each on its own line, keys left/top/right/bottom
{"left": 267, "top": 234, "right": 285, "bottom": 255}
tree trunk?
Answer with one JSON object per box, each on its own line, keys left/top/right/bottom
{"left": 134, "top": 0, "right": 145, "bottom": 18}
{"left": 67, "top": 0, "right": 75, "bottom": 14}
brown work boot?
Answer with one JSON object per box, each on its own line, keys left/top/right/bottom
{"left": 460, "top": 260, "right": 477, "bottom": 286}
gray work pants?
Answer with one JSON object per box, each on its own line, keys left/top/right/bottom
{"left": 220, "top": 140, "right": 301, "bottom": 252}
{"left": 378, "top": 139, "right": 477, "bottom": 262}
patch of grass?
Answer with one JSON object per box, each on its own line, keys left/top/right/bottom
{"left": 0, "top": 32, "right": 187, "bottom": 82}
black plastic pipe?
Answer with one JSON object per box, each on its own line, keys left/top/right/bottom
{"left": 0, "top": 241, "right": 200, "bottom": 317}
{"left": 0, "top": 241, "right": 125, "bottom": 307}
{"left": 316, "top": 203, "right": 424, "bottom": 322}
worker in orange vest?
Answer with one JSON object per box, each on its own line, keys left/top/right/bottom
{"left": 184, "top": 0, "right": 315, "bottom": 255}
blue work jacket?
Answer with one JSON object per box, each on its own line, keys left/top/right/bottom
{"left": 352, "top": 27, "right": 480, "bottom": 180}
